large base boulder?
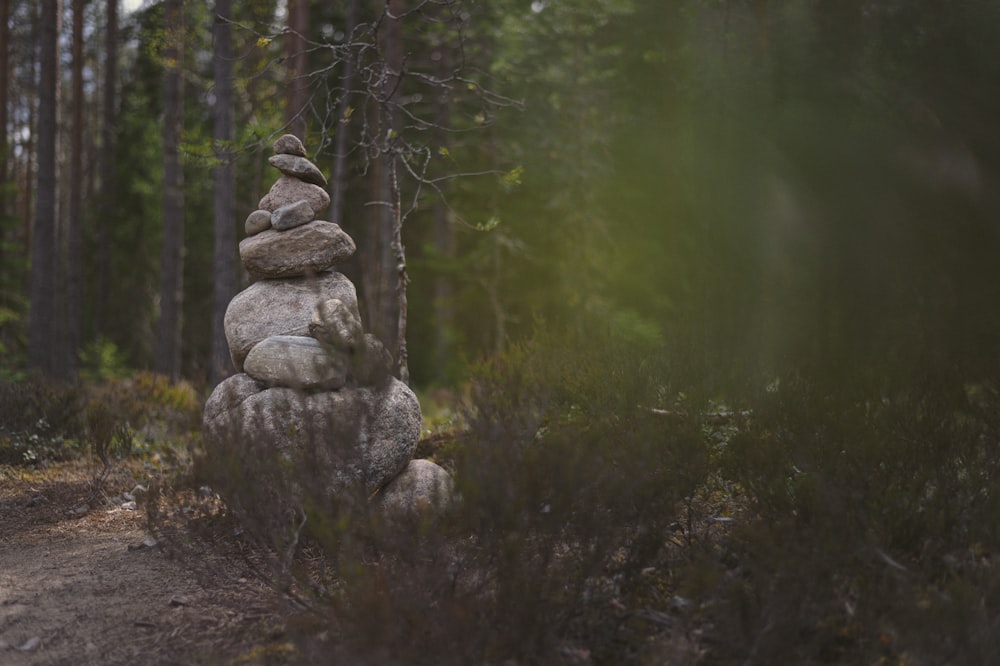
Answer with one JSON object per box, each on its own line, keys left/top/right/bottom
{"left": 204, "top": 375, "right": 421, "bottom": 494}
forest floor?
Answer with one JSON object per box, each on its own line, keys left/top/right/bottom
{"left": 0, "top": 459, "right": 297, "bottom": 666}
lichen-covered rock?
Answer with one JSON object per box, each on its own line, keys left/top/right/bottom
{"left": 259, "top": 176, "right": 330, "bottom": 217}
{"left": 203, "top": 378, "right": 422, "bottom": 493}
{"left": 243, "top": 335, "right": 348, "bottom": 390}
{"left": 224, "top": 272, "right": 360, "bottom": 372}
{"left": 239, "top": 221, "right": 356, "bottom": 279}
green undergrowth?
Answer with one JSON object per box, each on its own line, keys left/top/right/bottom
{"left": 0, "top": 372, "right": 201, "bottom": 477}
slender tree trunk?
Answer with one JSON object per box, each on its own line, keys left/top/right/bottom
{"left": 66, "top": 0, "right": 86, "bottom": 378}
{"left": 97, "top": 0, "right": 118, "bottom": 338}
{"left": 285, "top": 0, "right": 308, "bottom": 139}
{"left": 0, "top": 0, "right": 10, "bottom": 304}
{"left": 330, "top": 0, "right": 359, "bottom": 229}
{"left": 28, "top": 0, "right": 60, "bottom": 377}
{"left": 363, "top": 0, "right": 403, "bottom": 378}
{"left": 432, "top": 32, "right": 455, "bottom": 383}
{"left": 210, "top": 0, "right": 236, "bottom": 387}
{"left": 19, "top": 1, "right": 39, "bottom": 271}
{"left": 156, "top": 0, "right": 185, "bottom": 380}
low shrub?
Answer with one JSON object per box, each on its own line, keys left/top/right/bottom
{"left": 191, "top": 328, "right": 714, "bottom": 664}
{"left": 709, "top": 375, "right": 1000, "bottom": 664}
{"left": 0, "top": 379, "right": 84, "bottom": 464}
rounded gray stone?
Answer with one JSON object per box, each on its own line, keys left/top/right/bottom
{"left": 273, "top": 133, "right": 307, "bottom": 157}
{"left": 224, "top": 272, "right": 361, "bottom": 372}
{"left": 239, "top": 221, "right": 357, "bottom": 279}
{"left": 373, "top": 459, "right": 455, "bottom": 516}
{"left": 202, "top": 378, "right": 422, "bottom": 494}
{"left": 203, "top": 373, "right": 266, "bottom": 426}
{"left": 245, "top": 209, "right": 272, "bottom": 236}
{"left": 259, "top": 176, "right": 330, "bottom": 217}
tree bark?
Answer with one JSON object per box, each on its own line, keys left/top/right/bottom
{"left": 363, "top": 0, "right": 404, "bottom": 379}
{"left": 431, "top": 29, "right": 455, "bottom": 383}
{"left": 97, "top": 0, "right": 118, "bottom": 339}
{"left": 66, "top": 0, "right": 86, "bottom": 378}
{"left": 0, "top": 0, "right": 10, "bottom": 304}
{"left": 156, "top": 0, "right": 185, "bottom": 380}
{"left": 285, "top": 0, "right": 308, "bottom": 139}
{"left": 330, "top": 0, "right": 359, "bottom": 229}
{"left": 210, "top": 0, "right": 236, "bottom": 387}
{"left": 27, "top": 0, "right": 61, "bottom": 377}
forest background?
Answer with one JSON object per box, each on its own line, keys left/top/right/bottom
{"left": 5, "top": 1, "right": 1000, "bottom": 663}
{"left": 3, "top": 0, "right": 1000, "bottom": 393}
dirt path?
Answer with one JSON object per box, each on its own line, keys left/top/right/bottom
{"left": 0, "top": 463, "right": 292, "bottom": 666}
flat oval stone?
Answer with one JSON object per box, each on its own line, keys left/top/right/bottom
{"left": 239, "top": 221, "right": 357, "bottom": 279}
{"left": 243, "top": 335, "right": 348, "bottom": 390}
{"left": 269, "top": 154, "right": 328, "bottom": 187}
{"left": 273, "top": 133, "right": 307, "bottom": 157}
{"left": 259, "top": 176, "right": 330, "bottom": 217}
{"left": 245, "top": 209, "right": 272, "bottom": 236}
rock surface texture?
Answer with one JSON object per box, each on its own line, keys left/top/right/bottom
{"left": 204, "top": 135, "right": 447, "bottom": 507}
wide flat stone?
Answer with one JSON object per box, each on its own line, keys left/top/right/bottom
{"left": 243, "top": 335, "right": 348, "bottom": 390}
{"left": 269, "top": 154, "right": 327, "bottom": 187}
{"left": 224, "top": 272, "right": 361, "bottom": 372}
{"left": 259, "top": 176, "right": 330, "bottom": 217}
{"left": 239, "top": 221, "right": 356, "bottom": 279}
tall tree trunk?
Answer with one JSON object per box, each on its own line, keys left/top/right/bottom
{"left": 210, "top": 0, "right": 235, "bottom": 387}
{"left": 97, "top": 0, "right": 118, "bottom": 339}
{"left": 363, "top": 0, "right": 403, "bottom": 379}
{"left": 28, "top": 0, "right": 60, "bottom": 377}
{"left": 66, "top": 0, "right": 86, "bottom": 378}
{"left": 330, "top": 0, "right": 359, "bottom": 229}
{"left": 156, "top": 0, "right": 184, "bottom": 380}
{"left": 431, "top": 29, "right": 455, "bottom": 383}
{"left": 285, "top": 0, "right": 308, "bottom": 139}
{"left": 0, "top": 0, "right": 10, "bottom": 304}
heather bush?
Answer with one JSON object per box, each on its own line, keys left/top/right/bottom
{"left": 191, "top": 328, "right": 714, "bottom": 664}
{"left": 0, "top": 379, "right": 84, "bottom": 464}
{"left": 707, "top": 375, "right": 1000, "bottom": 664}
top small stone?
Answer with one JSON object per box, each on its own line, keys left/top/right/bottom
{"left": 273, "top": 133, "right": 307, "bottom": 157}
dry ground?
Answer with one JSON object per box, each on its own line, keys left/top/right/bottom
{"left": 0, "top": 460, "right": 296, "bottom": 666}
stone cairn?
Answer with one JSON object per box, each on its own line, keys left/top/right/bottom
{"left": 203, "top": 134, "right": 452, "bottom": 514}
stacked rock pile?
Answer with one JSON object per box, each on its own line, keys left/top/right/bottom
{"left": 203, "top": 135, "right": 452, "bottom": 509}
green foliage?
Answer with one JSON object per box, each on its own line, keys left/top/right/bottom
{"left": 79, "top": 336, "right": 131, "bottom": 382}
